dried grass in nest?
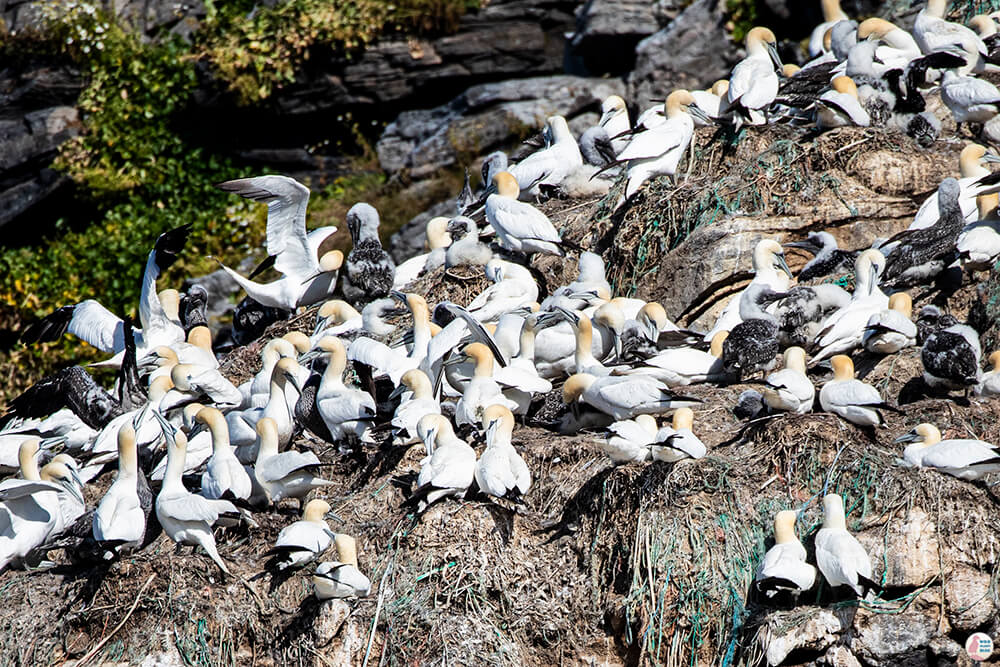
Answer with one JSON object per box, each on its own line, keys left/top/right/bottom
{"left": 407, "top": 265, "right": 493, "bottom": 310}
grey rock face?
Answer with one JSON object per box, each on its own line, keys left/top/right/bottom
{"left": 627, "top": 0, "right": 739, "bottom": 103}
{"left": 1, "top": 0, "right": 206, "bottom": 39}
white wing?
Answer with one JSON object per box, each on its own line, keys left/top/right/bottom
{"left": 729, "top": 58, "right": 777, "bottom": 110}
{"left": 922, "top": 440, "right": 1000, "bottom": 469}
{"left": 71, "top": 300, "right": 126, "bottom": 353}
{"left": 493, "top": 365, "right": 551, "bottom": 394}
{"left": 158, "top": 492, "right": 237, "bottom": 524}
{"left": 616, "top": 119, "right": 685, "bottom": 162}
{"left": 487, "top": 197, "right": 561, "bottom": 244}
{"left": 256, "top": 450, "right": 321, "bottom": 483}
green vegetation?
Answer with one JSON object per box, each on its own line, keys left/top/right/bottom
{"left": 725, "top": 0, "right": 759, "bottom": 44}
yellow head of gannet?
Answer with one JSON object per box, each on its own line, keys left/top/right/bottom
{"left": 187, "top": 325, "right": 212, "bottom": 352}
{"left": 159, "top": 289, "right": 181, "bottom": 321}
{"left": 709, "top": 331, "right": 729, "bottom": 358}
{"left": 17, "top": 438, "right": 42, "bottom": 481}
{"left": 400, "top": 368, "right": 433, "bottom": 399}
{"left": 562, "top": 373, "right": 597, "bottom": 405}
{"left": 461, "top": 342, "right": 495, "bottom": 378}
{"left": 492, "top": 171, "right": 521, "bottom": 199}
{"left": 821, "top": 493, "right": 848, "bottom": 530}
{"left": 746, "top": 26, "right": 778, "bottom": 54}
{"left": 600, "top": 95, "right": 628, "bottom": 123}
{"left": 830, "top": 354, "right": 855, "bottom": 381}
{"left": 664, "top": 89, "right": 698, "bottom": 118}
{"left": 782, "top": 63, "right": 801, "bottom": 77}
{"left": 831, "top": 76, "right": 859, "bottom": 99}
{"left": 783, "top": 346, "right": 808, "bottom": 373}
{"left": 959, "top": 143, "right": 999, "bottom": 178}
{"left": 195, "top": 405, "right": 227, "bottom": 436}
{"left": 977, "top": 191, "right": 999, "bottom": 219}
{"left": 887, "top": 292, "right": 912, "bottom": 318}
{"left": 711, "top": 80, "right": 730, "bottom": 97}
{"left": 857, "top": 17, "right": 898, "bottom": 41}
{"left": 283, "top": 331, "right": 311, "bottom": 356}
{"left": 302, "top": 498, "right": 334, "bottom": 523}
{"left": 753, "top": 239, "right": 793, "bottom": 278}
{"left": 896, "top": 422, "right": 942, "bottom": 448}
{"left": 990, "top": 350, "right": 1000, "bottom": 371}
{"left": 773, "top": 509, "right": 799, "bottom": 544}
{"left": 639, "top": 302, "right": 668, "bottom": 339}
{"left": 318, "top": 249, "right": 344, "bottom": 273}
{"left": 426, "top": 217, "right": 452, "bottom": 250}
{"left": 482, "top": 403, "right": 516, "bottom": 440}
{"left": 144, "top": 345, "right": 179, "bottom": 369}
{"left": 317, "top": 299, "right": 362, "bottom": 326}
{"left": 672, "top": 407, "right": 694, "bottom": 430}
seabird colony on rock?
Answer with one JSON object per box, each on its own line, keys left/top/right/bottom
{"left": 3, "top": 1, "right": 1000, "bottom": 623}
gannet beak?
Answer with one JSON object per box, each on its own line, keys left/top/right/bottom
{"left": 421, "top": 426, "right": 438, "bottom": 453}
{"left": 284, "top": 371, "right": 303, "bottom": 393}
{"left": 136, "top": 353, "right": 159, "bottom": 371}
{"left": 643, "top": 319, "right": 659, "bottom": 342}
{"left": 485, "top": 417, "right": 500, "bottom": 447}
{"left": 868, "top": 264, "right": 880, "bottom": 292}
{"left": 893, "top": 431, "right": 919, "bottom": 444}
{"left": 299, "top": 349, "right": 321, "bottom": 364}
{"left": 300, "top": 270, "right": 323, "bottom": 285}
{"left": 133, "top": 403, "right": 150, "bottom": 431}
{"left": 388, "top": 384, "right": 406, "bottom": 401}
{"left": 688, "top": 104, "right": 712, "bottom": 124}
{"left": 153, "top": 409, "right": 176, "bottom": 438}
{"left": 40, "top": 435, "right": 67, "bottom": 452}
{"left": 442, "top": 353, "right": 464, "bottom": 367}
{"left": 613, "top": 332, "right": 623, "bottom": 359}
{"left": 312, "top": 316, "right": 329, "bottom": 336}
{"left": 534, "top": 311, "right": 561, "bottom": 330}
{"left": 483, "top": 182, "right": 499, "bottom": 197}
{"left": 324, "top": 510, "right": 344, "bottom": 523}
{"left": 783, "top": 240, "right": 816, "bottom": 251}
{"left": 767, "top": 41, "right": 783, "bottom": 70}
{"left": 390, "top": 290, "right": 408, "bottom": 304}
{"left": 775, "top": 254, "right": 793, "bottom": 279}
{"left": 58, "top": 477, "right": 85, "bottom": 505}
{"left": 984, "top": 153, "right": 1000, "bottom": 164}
{"left": 554, "top": 306, "right": 577, "bottom": 323}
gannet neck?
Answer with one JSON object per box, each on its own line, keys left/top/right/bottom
{"left": 408, "top": 295, "right": 432, "bottom": 358}
{"left": 574, "top": 314, "right": 596, "bottom": 367}
{"left": 518, "top": 319, "right": 537, "bottom": 361}
{"left": 925, "top": 0, "right": 946, "bottom": 18}
{"left": 159, "top": 289, "right": 181, "bottom": 322}
{"left": 990, "top": 350, "right": 1000, "bottom": 371}
{"left": 402, "top": 369, "right": 433, "bottom": 400}
{"left": 710, "top": 331, "right": 729, "bottom": 358}
{"left": 18, "top": 439, "right": 41, "bottom": 481}
{"left": 971, "top": 15, "right": 998, "bottom": 38}
{"left": 783, "top": 346, "right": 807, "bottom": 373}
{"left": 283, "top": 332, "right": 310, "bottom": 356}
{"left": 562, "top": 373, "right": 597, "bottom": 403}
{"left": 187, "top": 326, "right": 212, "bottom": 352}
{"left": 162, "top": 433, "right": 188, "bottom": 494}
{"left": 334, "top": 534, "right": 359, "bottom": 567}
{"left": 493, "top": 171, "right": 520, "bottom": 199}
{"left": 149, "top": 375, "right": 174, "bottom": 405}
{"left": 118, "top": 425, "right": 139, "bottom": 478}
{"left": 831, "top": 354, "right": 855, "bottom": 381}
{"left": 711, "top": 80, "right": 730, "bottom": 97}
{"left": 821, "top": 0, "right": 847, "bottom": 21}
{"left": 466, "top": 343, "right": 494, "bottom": 378}
{"left": 547, "top": 116, "right": 574, "bottom": 145}
{"left": 197, "top": 407, "right": 230, "bottom": 455}
{"left": 255, "top": 418, "right": 280, "bottom": 463}
{"left": 320, "top": 338, "right": 348, "bottom": 388}
{"left": 822, "top": 494, "right": 848, "bottom": 530}
{"left": 773, "top": 510, "right": 799, "bottom": 544}
{"left": 978, "top": 193, "right": 999, "bottom": 219}
{"left": 672, "top": 407, "right": 694, "bottom": 431}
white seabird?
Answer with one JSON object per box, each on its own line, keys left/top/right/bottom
{"left": 562, "top": 372, "right": 700, "bottom": 421}
{"left": 650, "top": 407, "right": 706, "bottom": 463}
{"left": 896, "top": 422, "right": 1000, "bottom": 480}
{"left": 811, "top": 249, "right": 888, "bottom": 363}
{"left": 724, "top": 27, "right": 782, "bottom": 126}
{"left": 264, "top": 498, "right": 337, "bottom": 571}
{"left": 862, "top": 292, "right": 917, "bottom": 354}
{"left": 819, "top": 355, "right": 895, "bottom": 427}
{"left": 761, "top": 347, "right": 815, "bottom": 415}
{"left": 484, "top": 171, "right": 564, "bottom": 256}
{"left": 252, "top": 417, "right": 333, "bottom": 506}
{"left": 196, "top": 407, "right": 253, "bottom": 502}
{"left": 313, "top": 534, "right": 371, "bottom": 599}
{"left": 508, "top": 115, "right": 583, "bottom": 199}
{"left": 755, "top": 510, "right": 817, "bottom": 598}
{"left": 92, "top": 424, "right": 148, "bottom": 554}
{"left": 475, "top": 405, "right": 531, "bottom": 501}
{"left": 597, "top": 414, "right": 659, "bottom": 464}
{"left": 392, "top": 216, "right": 451, "bottom": 290}
{"left": 311, "top": 336, "right": 377, "bottom": 442}
{"left": 816, "top": 76, "right": 871, "bottom": 128}
{"left": 705, "top": 239, "right": 793, "bottom": 341}
{"left": 451, "top": 343, "right": 519, "bottom": 428}
{"left": 815, "top": 493, "right": 876, "bottom": 597}
{"left": 411, "top": 414, "right": 476, "bottom": 512}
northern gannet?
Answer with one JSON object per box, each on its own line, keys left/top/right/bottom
{"left": 761, "top": 347, "right": 815, "bottom": 414}
{"left": 958, "top": 192, "right": 1000, "bottom": 271}
{"left": 263, "top": 499, "right": 336, "bottom": 571}
{"left": 466, "top": 258, "right": 540, "bottom": 322}
{"left": 921, "top": 312, "right": 982, "bottom": 391}
{"left": 913, "top": 0, "right": 987, "bottom": 73}
{"left": 725, "top": 27, "right": 782, "bottom": 126}
{"left": 976, "top": 351, "right": 1000, "bottom": 396}
{"left": 390, "top": 369, "right": 441, "bottom": 444}
{"left": 451, "top": 343, "right": 519, "bottom": 428}
{"left": 562, "top": 373, "right": 700, "bottom": 421}
{"left": 164, "top": 363, "right": 243, "bottom": 411}
{"left": 907, "top": 144, "right": 998, "bottom": 232}
{"left": 226, "top": 357, "right": 302, "bottom": 453}
{"left": 92, "top": 424, "right": 150, "bottom": 554}
{"left": 238, "top": 338, "right": 298, "bottom": 409}
{"left": 624, "top": 331, "right": 729, "bottom": 386}
{"left": 809, "top": 0, "right": 849, "bottom": 56}
{"left": 722, "top": 284, "right": 788, "bottom": 378}
{"left": 308, "top": 336, "right": 376, "bottom": 442}
{"left": 691, "top": 80, "right": 730, "bottom": 126}
{"left": 857, "top": 18, "right": 921, "bottom": 71}
{"left": 597, "top": 414, "right": 658, "bottom": 464}
{"left": 445, "top": 216, "right": 493, "bottom": 269}
{"left": 755, "top": 510, "right": 816, "bottom": 599}
{"left": 896, "top": 423, "right": 1000, "bottom": 480}
{"left": 21, "top": 224, "right": 190, "bottom": 367}
{"left": 340, "top": 202, "right": 395, "bottom": 306}
{"left": 611, "top": 89, "right": 699, "bottom": 208}
{"left": 816, "top": 76, "right": 871, "bottom": 128}
{"left": 475, "top": 405, "right": 531, "bottom": 500}
{"left": 252, "top": 417, "right": 333, "bottom": 506}
{"left": 348, "top": 292, "right": 431, "bottom": 384}
{"left": 811, "top": 249, "right": 888, "bottom": 362}
{"left": 196, "top": 407, "right": 252, "bottom": 502}
{"left": 705, "top": 239, "right": 793, "bottom": 341}
{"left": 597, "top": 94, "right": 631, "bottom": 155}
{"left": 154, "top": 414, "right": 238, "bottom": 574}
{"left": 508, "top": 115, "right": 583, "bottom": 199}
{"left": 313, "top": 534, "right": 371, "bottom": 599}
{"left": 774, "top": 284, "right": 852, "bottom": 349}
{"left": 310, "top": 300, "right": 364, "bottom": 345}
{"left": 650, "top": 407, "right": 706, "bottom": 462}
{"left": 815, "top": 493, "right": 877, "bottom": 597}
{"left": 484, "top": 172, "right": 564, "bottom": 256}
{"left": 940, "top": 67, "right": 1000, "bottom": 131}
{"left": 819, "top": 355, "right": 895, "bottom": 427}
{"left": 392, "top": 217, "right": 451, "bottom": 290}
{"left": 785, "top": 231, "right": 857, "bottom": 282}
{"left": 410, "top": 414, "right": 476, "bottom": 512}
{"left": 863, "top": 292, "right": 917, "bottom": 354}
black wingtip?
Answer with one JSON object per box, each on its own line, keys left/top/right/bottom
{"left": 21, "top": 305, "right": 76, "bottom": 345}
{"left": 153, "top": 223, "right": 193, "bottom": 273}
{"left": 246, "top": 254, "right": 277, "bottom": 280}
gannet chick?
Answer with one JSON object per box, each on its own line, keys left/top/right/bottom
{"left": 820, "top": 355, "right": 896, "bottom": 427}
{"left": 611, "top": 90, "right": 699, "bottom": 208}
{"left": 390, "top": 369, "right": 441, "bottom": 444}
{"left": 921, "top": 314, "right": 982, "bottom": 391}
{"left": 452, "top": 343, "right": 518, "bottom": 428}
{"left": 476, "top": 405, "right": 530, "bottom": 501}
{"left": 725, "top": 27, "right": 781, "bottom": 126}
{"left": 92, "top": 425, "right": 149, "bottom": 555}
{"left": 786, "top": 232, "right": 858, "bottom": 282}
{"left": 810, "top": 0, "right": 849, "bottom": 56}
{"left": 309, "top": 336, "right": 377, "bottom": 442}
{"left": 484, "top": 172, "right": 563, "bottom": 256}
{"left": 393, "top": 217, "right": 451, "bottom": 290}
{"left": 508, "top": 115, "right": 583, "bottom": 199}
{"left": 196, "top": 407, "right": 252, "bottom": 502}
{"left": 253, "top": 419, "right": 331, "bottom": 508}
{"left": 976, "top": 351, "right": 1000, "bottom": 396}
{"left": 811, "top": 250, "right": 888, "bottom": 363}
{"left": 444, "top": 216, "right": 492, "bottom": 269}
{"left": 650, "top": 407, "right": 706, "bottom": 462}
{"left": 598, "top": 414, "right": 658, "bottom": 464}
{"left": 264, "top": 499, "right": 337, "bottom": 571}
{"left": 313, "top": 534, "right": 371, "bottom": 599}
{"left": 562, "top": 373, "right": 700, "bottom": 421}
{"left": 722, "top": 284, "right": 787, "bottom": 378}
{"left": 815, "top": 493, "right": 877, "bottom": 597}
{"left": 755, "top": 510, "right": 817, "bottom": 600}
{"left": 410, "top": 414, "right": 476, "bottom": 512}
{"left": 958, "top": 192, "right": 1000, "bottom": 271}
{"left": 761, "top": 347, "right": 815, "bottom": 415}
{"left": 774, "top": 284, "right": 852, "bottom": 349}
{"left": 896, "top": 423, "right": 1000, "bottom": 480}
{"left": 863, "top": 292, "right": 916, "bottom": 354}
{"left": 340, "top": 203, "right": 395, "bottom": 306}
{"left": 817, "top": 76, "right": 871, "bottom": 129}
{"left": 154, "top": 415, "right": 238, "bottom": 574}
{"left": 884, "top": 178, "right": 967, "bottom": 288}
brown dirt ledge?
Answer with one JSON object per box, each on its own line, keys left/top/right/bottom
{"left": 2, "top": 123, "right": 1000, "bottom": 667}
